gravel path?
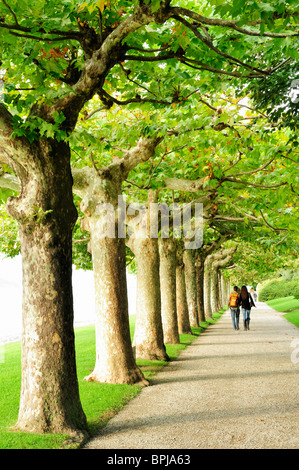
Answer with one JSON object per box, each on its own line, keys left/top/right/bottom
{"left": 84, "top": 303, "right": 299, "bottom": 449}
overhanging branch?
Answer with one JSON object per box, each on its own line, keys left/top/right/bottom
{"left": 170, "top": 7, "right": 299, "bottom": 38}
{"left": 0, "top": 19, "right": 83, "bottom": 40}
{"left": 222, "top": 176, "right": 287, "bottom": 189}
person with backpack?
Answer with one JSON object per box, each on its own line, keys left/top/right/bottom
{"left": 238, "top": 285, "right": 256, "bottom": 330}
{"left": 228, "top": 286, "right": 240, "bottom": 331}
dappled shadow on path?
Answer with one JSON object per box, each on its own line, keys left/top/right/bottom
{"left": 95, "top": 402, "right": 298, "bottom": 439}
{"left": 86, "top": 309, "right": 299, "bottom": 448}
{"left": 173, "top": 350, "right": 294, "bottom": 362}
{"left": 149, "top": 367, "right": 298, "bottom": 386}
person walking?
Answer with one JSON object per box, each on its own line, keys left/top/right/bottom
{"left": 228, "top": 286, "right": 240, "bottom": 331}
{"left": 238, "top": 285, "right": 256, "bottom": 330}
{"left": 236, "top": 287, "right": 241, "bottom": 330}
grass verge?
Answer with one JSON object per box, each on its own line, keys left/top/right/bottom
{"left": 266, "top": 296, "right": 299, "bottom": 328}
{"left": 0, "top": 308, "right": 226, "bottom": 449}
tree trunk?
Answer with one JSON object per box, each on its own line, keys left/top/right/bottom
{"left": 85, "top": 232, "right": 147, "bottom": 385}
{"left": 158, "top": 238, "right": 180, "bottom": 344}
{"left": 7, "top": 139, "right": 87, "bottom": 436}
{"left": 195, "top": 253, "right": 205, "bottom": 323}
{"left": 225, "top": 277, "right": 231, "bottom": 306}
{"left": 129, "top": 190, "right": 169, "bottom": 361}
{"left": 131, "top": 237, "right": 169, "bottom": 361}
{"left": 210, "top": 268, "right": 219, "bottom": 314}
{"left": 210, "top": 248, "right": 235, "bottom": 313}
{"left": 77, "top": 166, "right": 147, "bottom": 385}
{"left": 183, "top": 249, "right": 199, "bottom": 328}
{"left": 218, "top": 270, "right": 224, "bottom": 310}
{"left": 176, "top": 244, "right": 192, "bottom": 334}
{"left": 204, "top": 256, "right": 213, "bottom": 319}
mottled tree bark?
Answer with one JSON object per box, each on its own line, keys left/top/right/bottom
{"left": 183, "top": 249, "right": 199, "bottom": 328}
{"left": 76, "top": 166, "right": 148, "bottom": 385}
{"left": 204, "top": 255, "right": 213, "bottom": 320}
{"left": 210, "top": 248, "right": 235, "bottom": 314}
{"left": 210, "top": 267, "right": 219, "bottom": 314}
{"left": 218, "top": 271, "right": 224, "bottom": 310}
{"left": 130, "top": 237, "right": 169, "bottom": 361}
{"left": 226, "top": 278, "right": 232, "bottom": 305}
{"left": 176, "top": 243, "right": 192, "bottom": 334}
{"left": 159, "top": 238, "right": 180, "bottom": 344}
{"left": 72, "top": 137, "right": 161, "bottom": 382}
{"left": 129, "top": 190, "right": 169, "bottom": 361}
{"left": 0, "top": 3, "right": 178, "bottom": 436}
{"left": 197, "top": 236, "right": 230, "bottom": 322}
{"left": 5, "top": 138, "right": 87, "bottom": 436}
{"left": 195, "top": 252, "right": 205, "bottom": 323}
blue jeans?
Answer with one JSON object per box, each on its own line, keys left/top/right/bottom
{"left": 236, "top": 308, "right": 240, "bottom": 328}
{"left": 242, "top": 308, "right": 251, "bottom": 320}
{"left": 230, "top": 308, "right": 238, "bottom": 330}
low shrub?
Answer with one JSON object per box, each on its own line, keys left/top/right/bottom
{"left": 259, "top": 277, "right": 299, "bottom": 301}
{"left": 294, "top": 283, "right": 299, "bottom": 300}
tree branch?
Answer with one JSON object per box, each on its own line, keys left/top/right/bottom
{"left": 273, "top": 234, "right": 289, "bottom": 246}
{"left": 207, "top": 246, "right": 236, "bottom": 268}
{"left": 164, "top": 176, "right": 206, "bottom": 193}
{"left": 259, "top": 210, "right": 288, "bottom": 232}
{"left": 223, "top": 154, "right": 243, "bottom": 174}
{"left": 1, "top": 0, "right": 19, "bottom": 25}
{"left": 178, "top": 56, "right": 264, "bottom": 78}
{"left": 227, "top": 157, "right": 276, "bottom": 177}
{"left": 211, "top": 215, "right": 247, "bottom": 223}
{"left": 8, "top": 30, "right": 75, "bottom": 41}
{"left": 222, "top": 176, "right": 287, "bottom": 189}
{"left": 119, "top": 62, "right": 158, "bottom": 99}
{"left": 120, "top": 135, "right": 164, "bottom": 177}
{"left": 203, "top": 234, "right": 230, "bottom": 257}
{"left": 228, "top": 201, "right": 259, "bottom": 221}
{"left": 0, "top": 20, "right": 82, "bottom": 39}
{"left": 98, "top": 88, "right": 172, "bottom": 107}
{"left": 133, "top": 144, "right": 188, "bottom": 190}
{"left": 33, "top": 6, "right": 173, "bottom": 129}
{"left": 212, "top": 251, "right": 236, "bottom": 270}
{"left": 173, "top": 14, "right": 269, "bottom": 76}
{"left": 84, "top": 106, "right": 109, "bottom": 120}
{"left": 170, "top": 7, "right": 299, "bottom": 38}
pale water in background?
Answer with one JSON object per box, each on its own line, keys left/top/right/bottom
{"left": 0, "top": 255, "right": 137, "bottom": 345}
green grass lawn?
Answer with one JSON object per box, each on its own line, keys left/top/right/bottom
{"left": 266, "top": 296, "right": 299, "bottom": 328}
{"left": 0, "top": 309, "right": 225, "bottom": 449}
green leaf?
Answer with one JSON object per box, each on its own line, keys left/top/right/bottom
{"left": 258, "top": 3, "right": 275, "bottom": 12}
{"left": 151, "top": 0, "right": 161, "bottom": 13}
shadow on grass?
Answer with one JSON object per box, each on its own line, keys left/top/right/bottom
{"left": 0, "top": 308, "right": 226, "bottom": 449}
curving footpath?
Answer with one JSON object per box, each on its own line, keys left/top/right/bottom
{"left": 84, "top": 302, "right": 299, "bottom": 449}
